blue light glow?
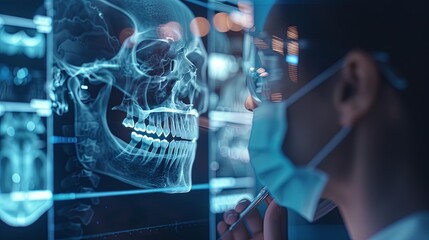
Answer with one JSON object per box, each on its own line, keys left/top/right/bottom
{"left": 26, "top": 121, "right": 36, "bottom": 131}
{"left": 50, "top": 136, "right": 78, "bottom": 144}
{"left": 53, "top": 183, "right": 210, "bottom": 201}
{"left": 10, "top": 190, "right": 53, "bottom": 201}
{"left": 12, "top": 173, "right": 21, "bottom": 184}
{"left": 16, "top": 68, "right": 28, "bottom": 79}
{"left": 286, "top": 54, "right": 299, "bottom": 65}
{"left": 6, "top": 126, "right": 15, "bottom": 137}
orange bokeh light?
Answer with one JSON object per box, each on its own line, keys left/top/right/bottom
{"left": 190, "top": 17, "right": 210, "bottom": 37}
{"left": 213, "top": 12, "right": 229, "bottom": 32}
{"left": 227, "top": 14, "right": 243, "bottom": 32}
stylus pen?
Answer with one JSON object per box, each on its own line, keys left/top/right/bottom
{"left": 217, "top": 186, "right": 270, "bottom": 240}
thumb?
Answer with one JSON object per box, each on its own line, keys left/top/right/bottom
{"left": 264, "top": 201, "right": 288, "bottom": 240}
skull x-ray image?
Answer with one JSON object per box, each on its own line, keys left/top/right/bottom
{"left": 51, "top": 0, "right": 209, "bottom": 192}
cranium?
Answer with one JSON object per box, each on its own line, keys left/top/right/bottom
{"left": 51, "top": 0, "right": 208, "bottom": 192}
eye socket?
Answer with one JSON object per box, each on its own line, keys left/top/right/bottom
{"left": 135, "top": 40, "right": 175, "bottom": 76}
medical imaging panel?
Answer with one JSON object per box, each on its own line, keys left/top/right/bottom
{"left": 0, "top": 1, "right": 53, "bottom": 227}
{"left": 0, "top": 112, "right": 51, "bottom": 227}
{"left": 51, "top": 0, "right": 209, "bottom": 192}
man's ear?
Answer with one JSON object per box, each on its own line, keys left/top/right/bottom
{"left": 334, "top": 50, "right": 381, "bottom": 126}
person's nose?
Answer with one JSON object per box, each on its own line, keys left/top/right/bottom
{"left": 245, "top": 95, "right": 258, "bottom": 111}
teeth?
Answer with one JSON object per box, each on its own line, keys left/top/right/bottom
{"left": 152, "top": 139, "right": 161, "bottom": 148}
{"left": 163, "top": 114, "right": 170, "bottom": 137}
{"left": 193, "top": 117, "right": 199, "bottom": 139}
{"left": 165, "top": 140, "right": 175, "bottom": 160}
{"left": 158, "top": 140, "right": 168, "bottom": 161}
{"left": 174, "top": 141, "right": 182, "bottom": 160}
{"left": 170, "top": 140, "right": 179, "bottom": 162}
{"left": 134, "top": 121, "right": 146, "bottom": 132}
{"left": 139, "top": 135, "right": 151, "bottom": 152}
{"left": 179, "top": 116, "right": 187, "bottom": 139}
{"left": 184, "top": 116, "right": 191, "bottom": 140}
{"left": 182, "top": 142, "right": 191, "bottom": 158}
{"left": 175, "top": 114, "right": 181, "bottom": 138}
{"left": 150, "top": 139, "right": 161, "bottom": 167}
{"left": 146, "top": 125, "right": 156, "bottom": 134}
{"left": 156, "top": 126, "right": 163, "bottom": 137}
{"left": 179, "top": 116, "right": 185, "bottom": 139}
{"left": 178, "top": 141, "right": 186, "bottom": 157}
{"left": 160, "top": 139, "right": 169, "bottom": 149}
{"left": 181, "top": 116, "right": 187, "bottom": 139}
{"left": 156, "top": 115, "right": 163, "bottom": 137}
{"left": 170, "top": 115, "right": 176, "bottom": 137}
{"left": 131, "top": 131, "right": 143, "bottom": 142}
{"left": 147, "top": 114, "right": 156, "bottom": 134}
{"left": 122, "top": 117, "right": 135, "bottom": 128}
{"left": 142, "top": 135, "right": 153, "bottom": 146}
{"left": 123, "top": 111, "right": 199, "bottom": 159}
{"left": 149, "top": 114, "right": 155, "bottom": 125}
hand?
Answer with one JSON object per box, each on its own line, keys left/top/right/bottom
{"left": 217, "top": 195, "right": 287, "bottom": 240}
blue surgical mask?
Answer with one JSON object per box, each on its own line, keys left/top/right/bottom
{"left": 249, "top": 101, "right": 351, "bottom": 222}
{"left": 248, "top": 59, "right": 351, "bottom": 222}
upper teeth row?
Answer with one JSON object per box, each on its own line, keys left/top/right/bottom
{"left": 122, "top": 113, "right": 198, "bottom": 140}
{"left": 131, "top": 131, "right": 195, "bottom": 154}
{"left": 126, "top": 131, "right": 196, "bottom": 164}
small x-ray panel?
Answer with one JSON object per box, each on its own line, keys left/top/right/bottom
{"left": 0, "top": 0, "right": 53, "bottom": 229}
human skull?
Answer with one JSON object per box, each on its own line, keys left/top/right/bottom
{"left": 51, "top": 0, "right": 208, "bottom": 192}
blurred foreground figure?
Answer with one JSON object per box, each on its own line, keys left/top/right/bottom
{"left": 218, "top": 0, "right": 429, "bottom": 239}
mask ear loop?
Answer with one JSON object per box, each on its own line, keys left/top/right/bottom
{"left": 280, "top": 55, "right": 347, "bottom": 170}
{"left": 306, "top": 126, "right": 352, "bottom": 220}
{"left": 372, "top": 52, "right": 408, "bottom": 91}
{"left": 307, "top": 127, "right": 352, "bottom": 169}
{"left": 286, "top": 58, "right": 344, "bottom": 107}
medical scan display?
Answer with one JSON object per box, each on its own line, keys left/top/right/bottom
{"left": 0, "top": 0, "right": 53, "bottom": 227}
{"left": 51, "top": 0, "right": 208, "bottom": 192}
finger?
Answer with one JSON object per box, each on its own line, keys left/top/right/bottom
{"left": 264, "top": 195, "right": 274, "bottom": 205}
{"left": 232, "top": 220, "right": 250, "bottom": 240}
{"left": 264, "top": 201, "right": 288, "bottom": 240}
{"left": 234, "top": 199, "right": 250, "bottom": 213}
{"left": 217, "top": 221, "right": 233, "bottom": 240}
{"left": 223, "top": 210, "right": 238, "bottom": 225}
{"left": 222, "top": 210, "right": 250, "bottom": 239}
{"left": 245, "top": 95, "right": 258, "bottom": 111}
{"left": 235, "top": 199, "right": 263, "bottom": 237}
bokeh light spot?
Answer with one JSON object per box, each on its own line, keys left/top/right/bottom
{"left": 190, "top": 17, "right": 210, "bottom": 37}
{"left": 213, "top": 12, "right": 229, "bottom": 33}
